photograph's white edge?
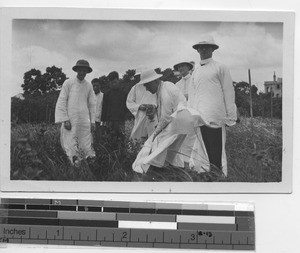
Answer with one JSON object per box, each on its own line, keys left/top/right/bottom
{"left": 0, "top": 7, "right": 294, "bottom": 193}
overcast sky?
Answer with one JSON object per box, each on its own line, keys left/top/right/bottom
{"left": 11, "top": 19, "right": 283, "bottom": 96}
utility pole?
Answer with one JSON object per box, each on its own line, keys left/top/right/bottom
{"left": 248, "top": 69, "right": 255, "bottom": 151}
{"left": 248, "top": 69, "right": 253, "bottom": 118}
{"left": 270, "top": 86, "right": 273, "bottom": 130}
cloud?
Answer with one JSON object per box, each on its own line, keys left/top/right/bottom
{"left": 11, "top": 20, "right": 283, "bottom": 94}
{"left": 11, "top": 46, "right": 71, "bottom": 96}
{"left": 213, "top": 22, "right": 283, "bottom": 70}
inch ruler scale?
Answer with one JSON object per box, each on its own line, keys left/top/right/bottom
{"left": 0, "top": 198, "right": 255, "bottom": 250}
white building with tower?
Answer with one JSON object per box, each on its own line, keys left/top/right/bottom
{"left": 264, "top": 72, "right": 282, "bottom": 98}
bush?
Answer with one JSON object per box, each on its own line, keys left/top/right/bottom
{"left": 11, "top": 91, "right": 60, "bottom": 124}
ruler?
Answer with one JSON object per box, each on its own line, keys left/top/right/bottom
{"left": 0, "top": 198, "right": 255, "bottom": 250}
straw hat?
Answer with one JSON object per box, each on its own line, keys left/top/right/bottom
{"left": 72, "top": 59, "right": 93, "bottom": 73}
{"left": 192, "top": 35, "right": 219, "bottom": 50}
{"left": 173, "top": 61, "right": 194, "bottom": 71}
{"left": 136, "top": 69, "right": 163, "bottom": 85}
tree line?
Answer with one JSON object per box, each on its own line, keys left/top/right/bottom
{"left": 11, "top": 65, "right": 282, "bottom": 125}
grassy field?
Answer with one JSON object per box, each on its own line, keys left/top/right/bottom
{"left": 10, "top": 117, "right": 282, "bottom": 182}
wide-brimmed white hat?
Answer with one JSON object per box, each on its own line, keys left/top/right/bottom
{"left": 192, "top": 35, "right": 219, "bottom": 50}
{"left": 136, "top": 69, "right": 163, "bottom": 85}
{"left": 173, "top": 61, "right": 194, "bottom": 71}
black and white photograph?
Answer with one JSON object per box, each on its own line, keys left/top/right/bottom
{"left": 0, "top": 8, "right": 294, "bottom": 193}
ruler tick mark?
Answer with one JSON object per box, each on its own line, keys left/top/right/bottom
{"left": 0, "top": 198, "right": 255, "bottom": 250}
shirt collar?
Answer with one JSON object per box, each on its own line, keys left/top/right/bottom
{"left": 200, "top": 58, "right": 213, "bottom": 66}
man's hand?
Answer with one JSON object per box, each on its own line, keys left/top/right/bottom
{"left": 146, "top": 105, "right": 157, "bottom": 121}
{"left": 64, "top": 120, "right": 72, "bottom": 130}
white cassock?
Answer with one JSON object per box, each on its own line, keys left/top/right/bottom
{"left": 95, "top": 91, "right": 104, "bottom": 123}
{"left": 133, "top": 82, "right": 194, "bottom": 173}
{"left": 55, "top": 77, "right": 96, "bottom": 162}
{"left": 176, "top": 73, "right": 191, "bottom": 99}
{"left": 188, "top": 58, "right": 237, "bottom": 176}
{"left": 132, "top": 102, "right": 210, "bottom": 174}
{"left": 126, "top": 84, "right": 158, "bottom": 140}
{"left": 175, "top": 73, "right": 197, "bottom": 165}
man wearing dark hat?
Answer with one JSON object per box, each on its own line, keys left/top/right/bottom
{"left": 188, "top": 35, "right": 237, "bottom": 177}
{"left": 173, "top": 61, "right": 193, "bottom": 100}
{"left": 55, "top": 59, "right": 96, "bottom": 165}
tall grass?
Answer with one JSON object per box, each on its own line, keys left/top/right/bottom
{"left": 10, "top": 117, "right": 282, "bottom": 182}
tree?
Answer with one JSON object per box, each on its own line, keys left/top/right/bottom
{"left": 155, "top": 67, "right": 179, "bottom": 84}
{"left": 234, "top": 81, "right": 259, "bottom": 117}
{"left": 120, "top": 69, "right": 137, "bottom": 94}
{"left": 21, "top": 66, "right": 66, "bottom": 96}
{"left": 122, "top": 69, "right": 136, "bottom": 84}
{"left": 42, "top": 66, "right": 67, "bottom": 93}
{"left": 21, "top": 68, "right": 43, "bottom": 96}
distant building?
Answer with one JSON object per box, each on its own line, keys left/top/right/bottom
{"left": 264, "top": 72, "right": 282, "bottom": 98}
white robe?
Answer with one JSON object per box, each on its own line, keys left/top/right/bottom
{"left": 176, "top": 73, "right": 191, "bottom": 99}
{"left": 132, "top": 103, "right": 210, "bottom": 174}
{"left": 95, "top": 92, "right": 104, "bottom": 123}
{"left": 126, "top": 84, "right": 158, "bottom": 140}
{"left": 175, "top": 74, "right": 196, "bottom": 164}
{"left": 188, "top": 58, "right": 237, "bottom": 176}
{"left": 132, "top": 82, "right": 188, "bottom": 173}
{"left": 55, "top": 77, "right": 95, "bottom": 162}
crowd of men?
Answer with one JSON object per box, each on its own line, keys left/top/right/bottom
{"left": 55, "top": 35, "right": 237, "bottom": 177}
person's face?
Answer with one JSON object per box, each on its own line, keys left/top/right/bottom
{"left": 177, "top": 64, "right": 190, "bottom": 77}
{"left": 110, "top": 78, "right": 120, "bottom": 89}
{"left": 144, "top": 79, "right": 159, "bottom": 94}
{"left": 76, "top": 67, "right": 88, "bottom": 81}
{"left": 197, "top": 45, "right": 214, "bottom": 60}
{"left": 92, "top": 82, "right": 101, "bottom": 94}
